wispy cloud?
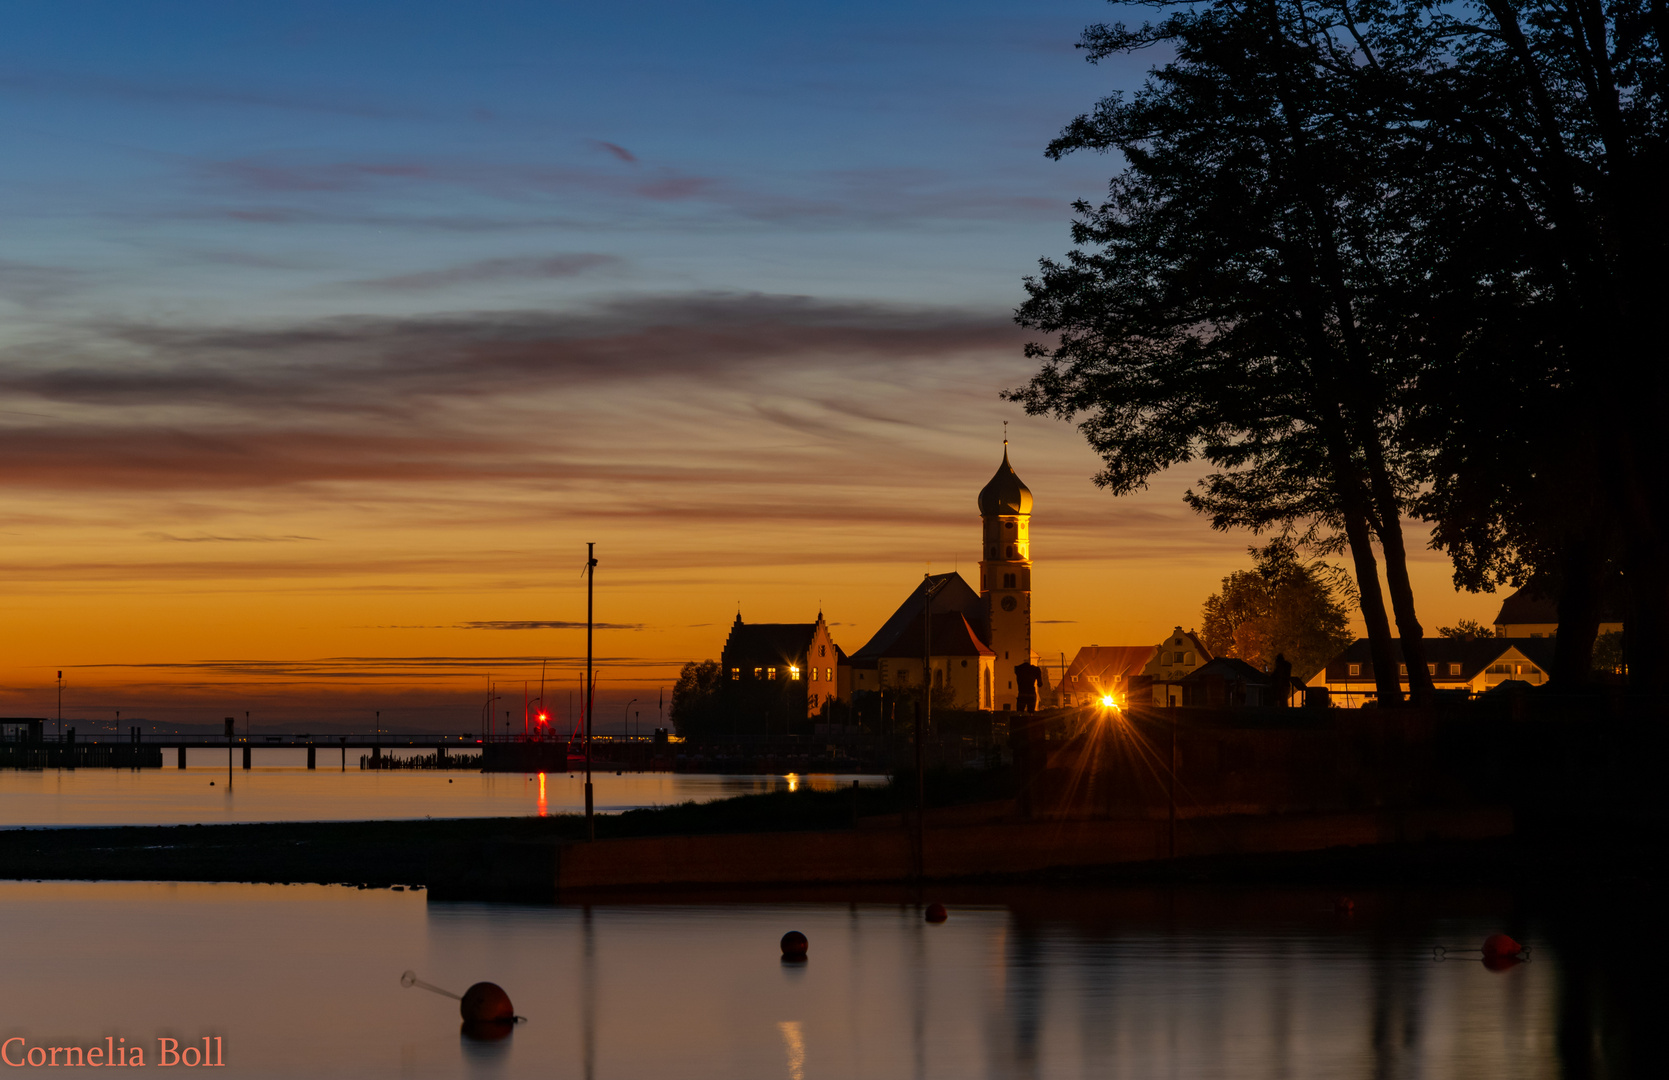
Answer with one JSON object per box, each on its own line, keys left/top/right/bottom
{"left": 589, "top": 140, "right": 638, "bottom": 164}
{"left": 458, "top": 621, "right": 644, "bottom": 631}
{"left": 143, "top": 532, "right": 322, "bottom": 543}
{"left": 350, "top": 254, "right": 623, "bottom": 291}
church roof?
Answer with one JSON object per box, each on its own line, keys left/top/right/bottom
{"left": 850, "top": 572, "right": 985, "bottom": 661}
{"left": 875, "top": 612, "right": 994, "bottom": 658}
{"left": 977, "top": 446, "right": 1032, "bottom": 516}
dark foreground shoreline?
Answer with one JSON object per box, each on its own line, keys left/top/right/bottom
{"left": 3, "top": 802, "right": 1661, "bottom": 899}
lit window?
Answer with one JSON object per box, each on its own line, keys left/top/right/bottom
{"left": 753, "top": 667, "right": 762, "bottom": 679}
{"left": 809, "top": 666, "right": 818, "bottom": 681}
{"left": 1071, "top": 675, "right": 1078, "bottom": 683}
{"left": 768, "top": 667, "right": 778, "bottom": 680}
{"left": 1399, "top": 663, "right": 1407, "bottom": 676}
{"left": 731, "top": 668, "right": 740, "bottom": 681}
{"left": 1348, "top": 663, "right": 1361, "bottom": 677}
{"left": 788, "top": 666, "right": 800, "bottom": 680}
{"left": 1427, "top": 663, "right": 1436, "bottom": 674}
{"left": 1449, "top": 663, "right": 1462, "bottom": 675}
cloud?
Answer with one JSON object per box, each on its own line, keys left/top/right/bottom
{"left": 350, "top": 254, "right": 623, "bottom": 291}
{"left": 590, "top": 140, "right": 638, "bottom": 164}
{"left": 457, "top": 621, "right": 644, "bottom": 631}
{"left": 0, "top": 292, "right": 1029, "bottom": 494}
{"left": 0, "top": 259, "right": 87, "bottom": 307}
{"left": 143, "top": 532, "right": 322, "bottom": 543}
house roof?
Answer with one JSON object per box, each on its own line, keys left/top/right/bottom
{"left": 875, "top": 612, "right": 994, "bottom": 659}
{"left": 1063, "top": 646, "right": 1158, "bottom": 689}
{"left": 1322, "top": 637, "right": 1557, "bottom": 682}
{"left": 720, "top": 618, "right": 817, "bottom": 664}
{"left": 1493, "top": 576, "right": 1624, "bottom": 626}
{"left": 850, "top": 572, "right": 984, "bottom": 661}
{"left": 1182, "top": 656, "right": 1268, "bottom": 684}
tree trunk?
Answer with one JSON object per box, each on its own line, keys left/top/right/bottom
{"left": 1360, "top": 453, "right": 1436, "bottom": 705}
{"left": 1324, "top": 449, "right": 1403, "bottom": 706}
{"left": 1550, "top": 507, "right": 1608, "bottom": 689}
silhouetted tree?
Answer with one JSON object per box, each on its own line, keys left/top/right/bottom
{"left": 1437, "top": 620, "right": 1496, "bottom": 642}
{"left": 1012, "top": 0, "right": 1437, "bottom": 705}
{"left": 1200, "top": 540, "right": 1355, "bottom": 679}
{"left": 669, "top": 660, "right": 723, "bottom": 737}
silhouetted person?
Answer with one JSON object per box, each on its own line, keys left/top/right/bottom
{"left": 1014, "top": 662, "right": 1042, "bottom": 712}
{"left": 1270, "top": 653, "right": 1292, "bottom": 707}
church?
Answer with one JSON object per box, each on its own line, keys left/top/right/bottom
{"left": 720, "top": 443, "right": 1037, "bottom": 718}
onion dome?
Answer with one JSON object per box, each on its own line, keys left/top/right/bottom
{"left": 977, "top": 445, "right": 1033, "bottom": 516}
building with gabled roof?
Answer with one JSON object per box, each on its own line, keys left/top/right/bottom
{"left": 719, "top": 611, "right": 846, "bottom": 720}
{"left": 1143, "top": 627, "right": 1212, "bottom": 706}
{"left": 1309, "top": 637, "right": 1558, "bottom": 707}
{"left": 1058, "top": 645, "right": 1157, "bottom": 708}
{"left": 1492, "top": 578, "right": 1624, "bottom": 638}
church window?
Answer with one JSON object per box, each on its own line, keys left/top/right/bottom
{"left": 731, "top": 668, "right": 740, "bottom": 680}
{"left": 1005, "top": 521, "right": 1014, "bottom": 530}
{"left": 1003, "top": 573, "right": 1016, "bottom": 588}
{"left": 1008, "top": 681, "right": 1013, "bottom": 689}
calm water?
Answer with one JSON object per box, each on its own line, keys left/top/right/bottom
{"left": 0, "top": 881, "right": 1627, "bottom": 1079}
{"left": 0, "top": 768, "right": 883, "bottom": 827}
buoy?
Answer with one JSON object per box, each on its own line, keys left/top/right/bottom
{"left": 460, "top": 982, "right": 515, "bottom": 1024}
{"left": 925, "top": 903, "right": 948, "bottom": 923}
{"left": 1334, "top": 896, "right": 1355, "bottom": 913}
{"left": 780, "top": 931, "right": 808, "bottom": 959}
{"left": 209, "top": 781, "right": 215, "bottom": 786}
{"left": 1481, "top": 933, "right": 1522, "bottom": 959}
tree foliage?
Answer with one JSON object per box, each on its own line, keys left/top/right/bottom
{"left": 1437, "top": 620, "right": 1496, "bottom": 642}
{"left": 669, "top": 659, "right": 723, "bottom": 737}
{"left": 1199, "top": 540, "right": 1355, "bottom": 679}
{"left": 1018, "top": 0, "right": 1668, "bottom": 701}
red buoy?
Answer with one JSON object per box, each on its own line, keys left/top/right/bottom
{"left": 459, "top": 982, "right": 515, "bottom": 1023}
{"left": 1481, "top": 933, "right": 1522, "bottom": 960}
{"left": 780, "top": 931, "right": 808, "bottom": 958}
{"left": 925, "top": 903, "right": 948, "bottom": 923}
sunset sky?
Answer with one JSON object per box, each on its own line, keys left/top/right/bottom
{"left": 0, "top": 1, "right": 1496, "bottom": 730}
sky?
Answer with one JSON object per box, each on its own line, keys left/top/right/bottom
{"left": 0, "top": 0, "right": 1499, "bottom": 731}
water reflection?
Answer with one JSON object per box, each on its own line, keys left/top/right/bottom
{"left": 0, "top": 880, "right": 1632, "bottom": 1078}
{"left": 0, "top": 769, "right": 886, "bottom": 826}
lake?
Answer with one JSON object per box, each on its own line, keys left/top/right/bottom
{"left": 0, "top": 880, "right": 1626, "bottom": 1079}
{"left": 0, "top": 767, "right": 885, "bottom": 827}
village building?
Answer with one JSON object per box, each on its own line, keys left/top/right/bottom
{"left": 1492, "top": 580, "right": 1624, "bottom": 638}
{"left": 1308, "top": 637, "right": 1558, "bottom": 707}
{"left": 848, "top": 443, "right": 1038, "bottom": 711}
{"left": 718, "top": 611, "right": 848, "bottom": 720}
{"left": 1057, "top": 645, "right": 1157, "bottom": 707}
{"left": 1142, "top": 627, "right": 1212, "bottom": 706}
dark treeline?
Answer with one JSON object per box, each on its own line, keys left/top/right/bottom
{"left": 1011, "top": 0, "right": 1665, "bottom": 707}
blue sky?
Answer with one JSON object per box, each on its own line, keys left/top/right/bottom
{"left": 0, "top": 2, "right": 1491, "bottom": 725}
{"left": 1, "top": 1, "right": 1130, "bottom": 321}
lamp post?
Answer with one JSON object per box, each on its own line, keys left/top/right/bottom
{"left": 623, "top": 699, "right": 637, "bottom": 742}
{"left": 584, "top": 542, "right": 598, "bottom": 841}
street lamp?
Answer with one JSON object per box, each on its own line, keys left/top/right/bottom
{"left": 623, "top": 699, "right": 637, "bottom": 740}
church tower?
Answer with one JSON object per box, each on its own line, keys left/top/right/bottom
{"left": 977, "top": 441, "right": 1033, "bottom": 710}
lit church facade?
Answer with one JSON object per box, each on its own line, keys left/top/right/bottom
{"left": 843, "top": 444, "right": 1038, "bottom": 711}
{"left": 719, "top": 444, "right": 1038, "bottom": 716}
